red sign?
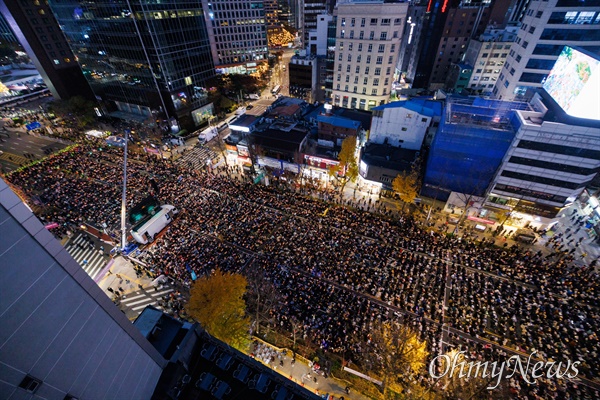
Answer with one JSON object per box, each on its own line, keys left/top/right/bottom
{"left": 467, "top": 216, "right": 496, "bottom": 225}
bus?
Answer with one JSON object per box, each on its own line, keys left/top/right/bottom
{"left": 130, "top": 204, "right": 178, "bottom": 244}
{"left": 271, "top": 85, "right": 281, "bottom": 95}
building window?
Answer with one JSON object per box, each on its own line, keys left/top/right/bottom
{"left": 345, "top": 85, "right": 349, "bottom": 91}
{"left": 362, "top": 87, "right": 367, "bottom": 94}
{"left": 370, "top": 18, "right": 378, "bottom": 25}
{"left": 375, "top": 67, "right": 381, "bottom": 75}
{"left": 371, "top": 88, "right": 378, "bottom": 95}
{"left": 366, "top": 56, "right": 371, "bottom": 63}
{"left": 381, "top": 19, "right": 391, "bottom": 26}
{"left": 347, "top": 54, "right": 352, "bottom": 62}
{"left": 386, "top": 67, "right": 391, "bottom": 75}
{"left": 338, "top": 64, "right": 342, "bottom": 71}
{"left": 365, "top": 67, "right": 370, "bottom": 74}
{"left": 368, "top": 44, "right": 373, "bottom": 52}
{"left": 388, "top": 56, "right": 393, "bottom": 64}
{"left": 53, "top": 59, "right": 60, "bottom": 64}
{"left": 346, "top": 65, "right": 351, "bottom": 72}
{"left": 349, "top": 31, "right": 354, "bottom": 39}
{"left": 361, "top": 18, "right": 365, "bottom": 27}
{"left": 390, "top": 44, "right": 395, "bottom": 52}
{"left": 378, "top": 44, "right": 385, "bottom": 52}
{"left": 373, "top": 78, "right": 379, "bottom": 86}
{"left": 369, "top": 31, "right": 375, "bottom": 40}
{"left": 394, "top": 18, "right": 402, "bottom": 25}
{"left": 384, "top": 78, "right": 389, "bottom": 85}
{"left": 354, "top": 76, "right": 359, "bottom": 83}
{"left": 19, "top": 375, "right": 42, "bottom": 394}
{"left": 340, "top": 30, "right": 345, "bottom": 38}
{"left": 353, "top": 86, "right": 357, "bottom": 93}
{"left": 339, "top": 42, "right": 344, "bottom": 51}
{"left": 341, "top": 18, "right": 346, "bottom": 27}
{"left": 355, "top": 66, "right": 360, "bottom": 73}
{"left": 337, "top": 74, "right": 341, "bottom": 81}
{"left": 357, "top": 55, "right": 362, "bottom": 62}
{"left": 393, "top": 31, "right": 398, "bottom": 38}
{"left": 338, "top": 53, "right": 342, "bottom": 61}
{"left": 536, "top": 11, "right": 543, "bottom": 18}
{"left": 358, "top": 43, "right": 363, "bottom": 52}
{"left": 380, "top": 32, "right": 387, "bottom": 40}
{"left": 337, "top": 84, "right": 340, "bottom": 90}
{"left": 351, "top": 18, "right": 355, "bottom": 27}
{"left": 363, "top": 77, "right": 368, "bottom": 84}
{"left": 359, "top": 31, "right": 364, "bottom": 39}
{"left": 346, "top": 75, "right": 350, "bottom": 82}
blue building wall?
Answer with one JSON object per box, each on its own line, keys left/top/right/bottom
{"left": 422, "top": 100, "right": 520, "bottom": 201}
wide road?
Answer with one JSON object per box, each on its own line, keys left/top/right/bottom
{"left": 0, "top": 122, "right": 70, "bottom": 173}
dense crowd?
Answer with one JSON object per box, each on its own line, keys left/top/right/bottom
{"left": 5, "top": 144, "right": 600, "bottom": 398}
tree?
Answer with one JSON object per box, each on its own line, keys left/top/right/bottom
{"left": 328, "top": 135, "right": 358, "bottom": 198}
{"left": 186, "top": 269, "right": 250, "bottom": 350}
{"left": 47, "top": 96, "right": 97, "bottom": 128}
{"left": 245, "top": 268, "right": 281, "bottom": 336}
{"left": 361, "top": 321, "right": 428, "bottom": 396}
{"left": 392, "top": 168, "right": 420, "bottom": 212}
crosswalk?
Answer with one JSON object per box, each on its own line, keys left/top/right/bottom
{"left": 64, "top": 233, "right": 107, "bottom": 281}
{"left": 176, "top": 146, "right": 219, "bottom": 170}
{"left": 118, "top": 286, "right": 174, "bottom": 314}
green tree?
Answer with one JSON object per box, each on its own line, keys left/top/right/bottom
{"left": 186, "top": 269, "right": 251, "bottom": 350}
{"left": 362, "top": 321, "right": 428, "bottom": 397}
{"left": 392, "top": 168, "right": 420, "bottom": 212}
{"left": 328, "top": 135, "right": 359, "bottom": 198}
{"left": 47, "top": 96, "right": 97, "bottom": 128}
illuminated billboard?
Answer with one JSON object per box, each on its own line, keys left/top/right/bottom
{"left": 543, "top": 46, "right": 600, "bottom": 121}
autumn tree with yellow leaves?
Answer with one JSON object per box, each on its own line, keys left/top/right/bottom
{"left": 186, "top": 269, "right": 251, "bottom": 350}
{"left": 392, "top": 167, "right": 420, "bottom": 212}
{"left": 328, "top": 135, "right": 359, "bottom": 198}
{"left": 361, "top": 321, "right": 428, "bottom": 397}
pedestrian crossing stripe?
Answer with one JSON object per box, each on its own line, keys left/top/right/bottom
{"left": 0, "top": 151, "right": 29, "bottom": 166}
{"left": 119, "top": 287, "right": 175, "bottom": 312}
{"left": 65, "top": 234, "right": 107, "bottom": 280}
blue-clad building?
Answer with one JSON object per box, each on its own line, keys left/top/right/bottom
{"left": 422, "top": 96, "right": 532, "bottom": 201}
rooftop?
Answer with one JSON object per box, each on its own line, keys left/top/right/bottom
{"left": 373, "top": 99, "right": 443, "bottom": 118}
{"left": 316, "top": 114, "right": 361, "bottom": 130}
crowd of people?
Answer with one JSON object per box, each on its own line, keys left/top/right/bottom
{"left": 5, "top": 143, "right": 600, "bottom": 398}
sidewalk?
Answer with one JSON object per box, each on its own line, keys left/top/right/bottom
{"left": 249, "top": 339, "right": 371, "bottom": 400}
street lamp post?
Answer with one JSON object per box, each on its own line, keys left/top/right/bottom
{"left": 120, "top": 129, "right": 129, "bottom": 250}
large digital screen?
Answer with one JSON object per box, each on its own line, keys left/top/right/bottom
{"left": 543, "top": 46, "right": 600, "bottom": 121}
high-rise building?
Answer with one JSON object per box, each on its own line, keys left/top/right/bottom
{"left": 301, "top": 0, "right": 334, "bottom": 47}
{"left": 493, "top": 0, "right": 600, "bottom": 101}
{"left": 265, "top": 0, "right": 280, "bottom": 28}
{"left": 460, "top": 24, "right": 518, "bottom": 94}
{"left": 0, "top": 178, "right": 165, "bottom": 399}
{"left": 486, "top": 47, "right": 600, "bottom": 226}
{"left": 48, "top": 1, "right": 215, "bottom": 131}
{"left": 0, "top": 0, "right": 94, "bottom": 100}
{"left": 396, "top": 2, "right": 428, "bottom": 84}
{"left": 332, "top": 0, "right": 408, "bottom": 110}
{"left": 412, "top": 0, "right": 513, "bottom": 90}
{"left": 0, "top": 11, "right": 18, "bottom": 45}
{"left": 202, "top": 0, "right": 269, "bottom": 75}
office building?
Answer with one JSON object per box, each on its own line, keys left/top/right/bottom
{"left": 396, "top": 2, "right": 428, "bottom": 84}
{"left": 301, "top": 0, "right": 335, "bottom": 47}
{"left": 332, "top": 0, "right": 408, "bottom": 110}
{"left": 0, "top": 179, "right": 165, "bottom": 399}
{"left": 202, "top": 0, "right": 269, "bottom": 75}
{"left": 0, "top": 0, "right": 94, "bottom": 100}
{"left": 485, "top": 47, "right": 600, "bottom": 227}
{"left": 493, "top": 0, "right": 600, "bottom": 101}
{"left": 48, "top": 0, "right": 215, "bottom": 131}
{"left": 459, "top": 25, "right": 517, "bottom": 94}
{"left": 264, "top": 0, "right": 280, "bottom": 28}
{"left": 289, "top": 52, "right": 317, "bottom": 101}
{"left": 0, "top": 11, "right": 18, "bottom": 45}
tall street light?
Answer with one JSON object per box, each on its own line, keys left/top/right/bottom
{"left": 120, "top": 129, "right": 129, "bottom": 250}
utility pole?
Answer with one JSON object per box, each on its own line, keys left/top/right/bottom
{"left": 120, "top": 129, "right": 129, "bottom": 250}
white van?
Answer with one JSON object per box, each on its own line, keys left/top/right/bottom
{"left": 131, "top": 205, "right": 178, "bottom": 244}
{"left": 198, "top": 126, "right": 218, "bottom": 144}
{"left": 249, "top": 93, "right": 260, "bottom": 100}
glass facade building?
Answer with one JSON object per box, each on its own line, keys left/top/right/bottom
{"left": 422, "top": 97, "right": 530, "bottom": 201}
{"left": 49, "top": 0, "right": 215, "bottom": 130}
